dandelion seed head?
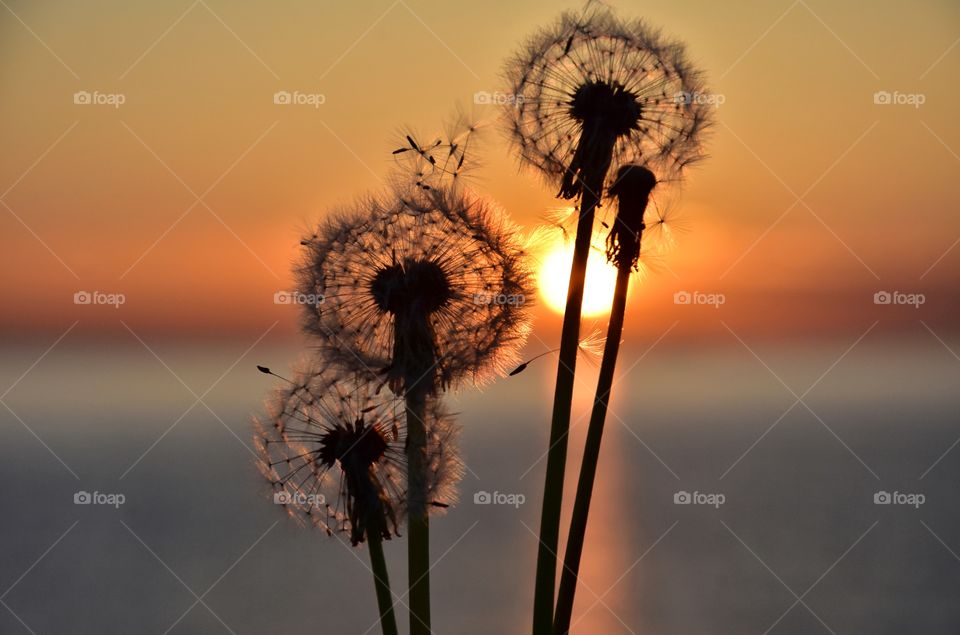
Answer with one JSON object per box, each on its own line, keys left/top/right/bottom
{"left": 298, "top": 185, "right": 534, "bottom": 394}
{"left": 253, "top": 363, "right": 462, "bottom": 545}
{"left": 504, "top": 4, "right": 711, "bottom": 198}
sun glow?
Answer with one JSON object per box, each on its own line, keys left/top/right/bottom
{"left": 538, "top": 238, "right": 621, "bottom": 317}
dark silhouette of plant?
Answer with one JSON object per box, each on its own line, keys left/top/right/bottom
{"left": 254, "top": 363, "right": 462, "bottom": 635}
{"left": 297, "top": 186, "right": 533, "bottom": 395}
{"left": 506, "top": 4, "right": 709, "bottom": 198}
{"left": 296, "top": 177, "right": 533, "bottom": 634}
{"left": 503, "top": 5, "right": 710, "bottom": 631}
{"left": 553, "top": 165, "right": 658, "bottom": 634}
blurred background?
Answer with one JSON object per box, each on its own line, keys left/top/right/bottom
{"left": 1, "top": 0, "right": 958, "bottom": 632}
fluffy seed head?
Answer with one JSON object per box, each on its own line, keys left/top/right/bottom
{"left": 253, "top": 363, "right": 462, "bottom": 545}
{"left": 298, "top": 185, "right": 534, "bottom": 395}
{"left": 504, "top": 3, "right": 712, "bottom": 197}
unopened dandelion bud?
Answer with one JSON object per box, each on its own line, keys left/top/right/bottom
{"left": 607, "top": 164, "right": 657, "bottom": 269}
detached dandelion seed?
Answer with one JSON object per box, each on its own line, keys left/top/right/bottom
{"left": 392, "top": 117, "right": 484, "bottom": 192}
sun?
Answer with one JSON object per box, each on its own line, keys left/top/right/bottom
{"left": 538, "top": 238, "right": 621, "bottom": 317}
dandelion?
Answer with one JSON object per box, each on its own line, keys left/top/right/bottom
{"left": 297, "top": 186, "right": 534, "bottom": 395}
{"left": 505, "top": 3, "right": 710, "bottom": 199}
{"left": 553, "top": 165, "right": 662, "bottom": 634}
{"left": 253, "top": 363, "right": 462, "bottom": 635}
{"left": 254, "top": 363, "right": 462, "bottom": 540}
{"left": 298, "top": 181, "right": 532, "bottom": 635}
{"left": 503, "top": 6, "right": 711, "bottom": 629}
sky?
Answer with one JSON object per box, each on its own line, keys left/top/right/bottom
{"left": 1, "top": 4, "right": 959, "bottom": 633}
{"left": 0, "top": 0, "right": 958, "bottom": 342}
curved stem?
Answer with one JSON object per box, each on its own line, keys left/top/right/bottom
{"left": 553, "top": 257, "right": 632, "bottom": 634}
{"left": 405, "top": 388, "right": 431, "bottom": 635}
{"left": 367, "top": 529, "right": 400, "bottom": 635}
{"left": 533, "top": 182, "right": 602, "bottom": 634}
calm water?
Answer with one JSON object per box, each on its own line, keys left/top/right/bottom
{"left": 1, "top": 334, "right": 958, "bottom": 634}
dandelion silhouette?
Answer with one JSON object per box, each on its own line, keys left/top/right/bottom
{"left": 504, "top": 5, "right": 711, "bottom": 631}
{"left": 505, "top": 3, "right": 710, "bottom": 199}
{"left": 298, "top": 185, "right": 533, "bottom": 395}
{"left": 554, "top": 165, "right": 662, "bottom": 634}
{"left": 297, "top": 174, "right": 532, "bottom": 635}
{"left": 605, "top": 164, "right": 658, "bottom": 269}
{"left": 253, "top": 363, "right": 461, "bottom": 544}
{"left": 254, "top": 363, "right": 462, "bottom": 635}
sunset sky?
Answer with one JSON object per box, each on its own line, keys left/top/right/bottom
{"left": 2, "top": 4, "right": 960, "bottom": 634}
{"left": 1, "top": 0, "right": 958, "bottom": 341}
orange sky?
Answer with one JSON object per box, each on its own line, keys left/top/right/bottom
{"left": 1, "top": 0, "right": 958, "bottom": 341}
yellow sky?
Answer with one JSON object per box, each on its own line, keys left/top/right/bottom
{"left": 0, "top": 0, "right": 957, "bottom": 339}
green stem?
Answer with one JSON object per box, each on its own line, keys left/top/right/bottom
{"left": 406, "top": 388, "right": 431, "bottom": 635}
{"left": 553, "top": 257, "right": 632, "bottom": 635}
{"left": 367, "top": 528, "right": 400, "bottom": 635}
{"left": 532, "top": 182, "right": 602, "bottom": 635}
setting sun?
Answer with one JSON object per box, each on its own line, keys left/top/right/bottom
{"left": 538, "top": 238, "right": 621, "bottom": 317}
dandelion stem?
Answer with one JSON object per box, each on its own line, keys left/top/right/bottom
{"left": 553, "top": 165, "right": 654, "bottom": 634}
{"left": 367, "top": 529, "right": 400, "bottom": 635}
{"left": 552, "top": 256, "right": 631, "bottom": 635}
{"left": 405, "top": 387, "right": 431, "bottom": 635}
{"left": 533, "top": 180, "right": 601, "bottom": 634}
